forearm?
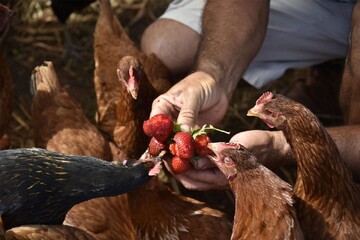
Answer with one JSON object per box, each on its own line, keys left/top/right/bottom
{"left": 339, "top": 1, "right": 360, "bottom": 124}
{"left": 327, "top": 125, "right": 360, "bottom": 181}
{"left": 196, "top": 0, "right": 269, "bottom": 96}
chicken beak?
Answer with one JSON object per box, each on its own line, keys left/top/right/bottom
{"left": 129, "top": 89, "right": 138, "bottom": 99}
{"left": 207, "top": 142, "right": 240, "bottom": 160}
{"left": 207, "top": 143, "right": 221, "bottom": 162}
{"left": 247, "top": 106, "right": 260, "bottom": 117}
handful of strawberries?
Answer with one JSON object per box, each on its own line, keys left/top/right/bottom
{"left": 143, "top": 114, "right": 229, "bottom": 175}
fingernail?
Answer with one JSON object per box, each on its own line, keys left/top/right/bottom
{"left": 180, "top": 125, "right": 190, "bottom": 132}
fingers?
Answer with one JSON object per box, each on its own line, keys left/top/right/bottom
{"left": 176, "top": 168, "right": 229, "bottom": 190}
{"left": 150, "top": 95, "right": 174, "bottom": 118}
{"left": 163, "top": 157, "right": 229, "bottom": 191}
{"left": 192, "top": 157, "right": 216, "bottom": 169}
{"left": 177, "top": 94, "right": 200, "bottom": 132}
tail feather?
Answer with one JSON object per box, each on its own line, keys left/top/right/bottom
{"left": 30, "top": 61, "right": 61, "bottom": 97}
{"left": 97, "top": 0, "right": 133, "bottom": 45}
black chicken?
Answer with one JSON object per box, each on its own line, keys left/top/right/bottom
{"left": 50, "top": 0, "right": 95, "bottom": 24}
{"left": 0, "top": 148, "right": 161, "bottom": 230}
{"left": 50, "top": 0, "right": 95, "bottom": 57}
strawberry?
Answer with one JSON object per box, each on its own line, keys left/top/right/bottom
{"left": 172, "top": 132, "right": 195, "bottom": 160}
{"left": 170, "top": 155, "right": 192, "bottom": 175}
{"left": 194, "top": 134, "right": 212, "bottom": 157}
{"left": 169, "top": 143, "right": 177, "bottom": 156}
{"left": 143, "top": 114, "right": 173, "bottom": 142}
{"left": 148, "top": 137, "right": 167, "bottom": 156}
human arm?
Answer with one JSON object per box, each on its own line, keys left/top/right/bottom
{"left": 231, "top": 127, "right": 360, "bottom": 181}
{"left": 339, "top": 1, "right": 360, "bottom": 124}
{"left": 150, "top": 0, "right": 270, "bottom": 190}
{"left": 150, "top": 0, "right": 270, "bottom": 130}
{"left": 169, "top": 125, "right": 360, "bottom": 190}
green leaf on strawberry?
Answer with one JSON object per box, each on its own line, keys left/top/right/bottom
{"left": 191, "top": 124, "right": 230, "bottom": 139}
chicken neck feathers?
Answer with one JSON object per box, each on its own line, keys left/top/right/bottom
{"left": 229, "top": 164, "right": 302, "bottom": 240}
{"left": 274, "top": 94, "right": 360, "bottom": 239}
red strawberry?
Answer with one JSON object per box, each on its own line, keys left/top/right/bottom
{"left": 194, "top": 134, "right": 212, "bottom": 157}
{"left": 172, "top": 132, "right": 195, "bottom": 160}
{"left": 169, "top": 143, "right": 177, "bottom": 156}
{"left": 143, "top": 114, "right": 173, "bottom": 142}
{"left": 148, "top": 137, "right": 167, "bottom": 156}
{"left": 170, "top": 155, "right": 192, "bottom": 175}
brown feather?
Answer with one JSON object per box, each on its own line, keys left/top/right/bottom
{"left": 208, "top": 143, "right": 303, "bottom": 240}
{"left": 94, "top": 0, "right": 170, "bottom": 159}
{"left": 31, "top": 61, "right": 111, "bottom": 161}
{"left": 249, "top": 93, "right": 360, "bottom": 239}
{"left": 5, "top": 225, "right": 96, "bottom": 240}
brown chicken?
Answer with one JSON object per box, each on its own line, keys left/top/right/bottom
{"left": 208, "top": 142, "right": 303, "bottom": 240}
{"left": 4, "top": 224, "right": 96, "bottom": 240}
{"left": 0, "top": 4, "right": 14, "bottom": 150}
{"left": 31, "top": 61, "right": 112, "bottom": 160}
{"left": 30, "top": 61, "right": 137, "bottom": 240}
{"left": 94, "top": 0, "right": 170, "bottom": 159}
{"left": 247, "top": 92, "right": 360, "bottom": 240}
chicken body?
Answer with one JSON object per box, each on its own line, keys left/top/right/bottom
{"left": 127, "top": 179, "right": 232, "bottom": 240}
{"left": 31, "top": 61, "right": 111, "bottom": 160}
{"left": 94, "top": 0, "right": 170, "bottom": 159}
{"left": 208, "top": 142, "right": 303, "bottom": 240}
{"left": 248, "top": 92, "right": 360, "bottom": 240}
{"left": 4, "top": 224, "right": 96, "bottom": 240}
{"left": 0, "top": 148, "right": 157, "bottom": 230}
{"left": 30, "top": 61, "right": 140, "bottom": 240}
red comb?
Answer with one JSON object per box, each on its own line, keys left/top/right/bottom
{"left": 255, "top": 92, "right": 273, "bottom": 105}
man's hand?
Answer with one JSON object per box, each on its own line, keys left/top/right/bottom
{"left": 230, "top": 130, "right": 294, "bottom": 168}
{"left": 150, "top": 71, "right": 229, "bottom": 131}
{"left": 164, "top": 156, "right": 229, "bottom": 190}
{"left": 163, "top": 130, "right": 294, "bottom": 191}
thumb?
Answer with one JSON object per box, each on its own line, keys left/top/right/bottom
{"left": 177, "top": 95, "right": 200, "bottom": 132}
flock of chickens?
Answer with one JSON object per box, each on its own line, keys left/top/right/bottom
{"left": 1, "top": 1, "right": 360, "bottom": 240}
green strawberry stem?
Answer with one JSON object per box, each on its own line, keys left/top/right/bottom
{"left": 172, "top": 122, "right": 182, "bottom": 133}
{"left": 191, "top": 124, "right": 230, "bottom": 139}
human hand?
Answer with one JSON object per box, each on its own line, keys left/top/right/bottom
{"left": 150, "top": 71, "right": 229, "bottom": 131}
{"left": 163, "top": 130, "right": 294, "bottom": 190}
{"left": 230, "top": 130, "right": 295, "bottom": 169}
{"left": 163, "top": 156, "right": 230, "bottom": 191}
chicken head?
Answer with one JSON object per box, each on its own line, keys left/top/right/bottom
{"left": 247, "top": 91, "right": 287, "bottom": 129}
{"left": 117, "top": 56, "right": 143, "bottom": 99}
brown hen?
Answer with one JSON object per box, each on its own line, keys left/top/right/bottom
{"left": 31, "top": 61, "right": 112, "bottom": 160}
{"left": 4, "top": 224, "right": 96, "bottom": 240}
{"left": 94, "top": 0, "right": 170, "bottom": 159}
{"left": 248, "top": 92, "right": 360, "bottom": 240}
{"left": 208, "top": 142, "right": 303, "bottom": 240}
{"left": 30, "top": 61, "right": 137, "bottom": 240}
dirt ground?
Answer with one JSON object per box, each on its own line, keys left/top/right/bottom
{"left": 2, "top": 0, "right": 346, "bottom": 217}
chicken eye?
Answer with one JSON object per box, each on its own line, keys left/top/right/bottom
{"left": 265, "top": 109, "right": 278, "bottom": 118}
{"left": 224, "top": 157, "right": 233, "bottom": 166}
